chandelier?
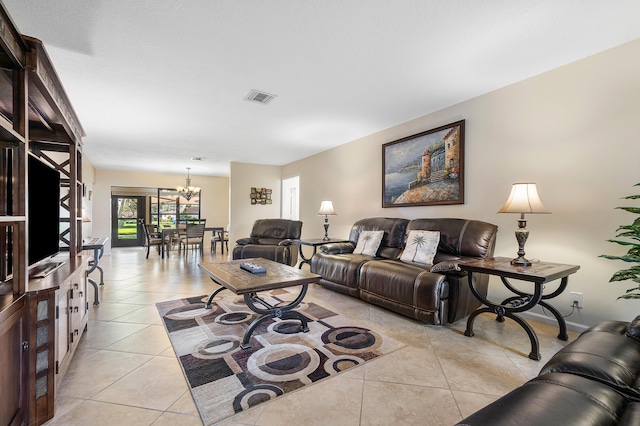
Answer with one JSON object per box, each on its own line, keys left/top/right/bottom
{"left": 177, "top": 167, "right": 200, "bottom": 200}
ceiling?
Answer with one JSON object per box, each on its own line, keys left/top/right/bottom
{"left": 3, "top": 1, "right": 640, "bottom": 177}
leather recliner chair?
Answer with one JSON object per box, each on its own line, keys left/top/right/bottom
{"left": 232, "top": 219, "right": 302, "bottom": 266}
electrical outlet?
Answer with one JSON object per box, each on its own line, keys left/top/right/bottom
{"left": 570, "top": 292, "right": 583, "bottom": 308}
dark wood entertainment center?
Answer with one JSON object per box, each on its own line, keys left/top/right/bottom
{"left": 0, "top": 3, "right": 89, "bottom": 425}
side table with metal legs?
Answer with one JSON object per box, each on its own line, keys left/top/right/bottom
{"left": 83, "top": 237, "right": 108, "bottom": 305}
{"left": 461, "top": 257, "right": 579, "bottom": 360}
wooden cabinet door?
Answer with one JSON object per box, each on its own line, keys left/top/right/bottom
{"left": 0, "top": 297, "right": 28, "bottom": 426}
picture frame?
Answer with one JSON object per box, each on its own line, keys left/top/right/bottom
{"left": 250, "top": 187, "right": 272, "bottom": 205}
{"left": 382, "top": 120, "right": 464, "bottom": 207}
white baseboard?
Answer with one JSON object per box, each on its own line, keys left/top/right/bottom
{"left": 520, "top": 311, "right": 589, "bottom": 333}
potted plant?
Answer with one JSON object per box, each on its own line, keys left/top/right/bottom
{"left": 600, "top": 182, "right": 640, "bottom": 299}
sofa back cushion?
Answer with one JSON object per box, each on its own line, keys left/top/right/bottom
{"left": 406, "top": 218, "right": 497, "bottom": 260}
{"left": 250, "top": 219, "right": 303, "bottom": 241}
{"left": 349, "top": 218, "right": 409, "bottom": 259}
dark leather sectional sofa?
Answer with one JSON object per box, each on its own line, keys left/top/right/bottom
{"left": 310, "top": 217, "right": 498, "bottom": 325}
{"left": 458, "top": 316, "right": 640, "bottom": 425}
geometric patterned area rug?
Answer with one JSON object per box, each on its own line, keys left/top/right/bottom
{"left": 156, "top": 289, "right": 405, "bottom": 425}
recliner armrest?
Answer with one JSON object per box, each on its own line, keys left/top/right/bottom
{"left": 235, "top": 237, "right": 255, "bottom": 246}
{"left": 277, "top": 239, "right": 295, "bottom": 246}
{"left": 319, "top": 242, "right": 355, "bottom": 254}
{"left": 430, "top": 261, "right": 467, "bottom": 277}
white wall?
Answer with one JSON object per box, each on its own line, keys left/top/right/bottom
{"left": 228, "top": 38, "right": 640, "bottom": 327}
{"left": 81, "top": 155, "right": 96, "bottom": 239}
{"left": 92, "top": 169, "right": 229, "bottom": 253}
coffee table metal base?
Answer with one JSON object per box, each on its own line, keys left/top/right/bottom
{"left": 205, "top": 283, "right": 309, "bottom": 349}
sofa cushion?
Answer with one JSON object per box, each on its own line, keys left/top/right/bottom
{"left": 249, "top": 219, "right": 303, "bottom": 240}
{"left": 406, "top": 218, "right": 497, "bottom": 258}
{"left": 311, "top": 253, "right": 375, "bottom": 296}
{"left": 457, "top": 373, "right": 626, "bottom": 426}
{"left": 359, "top": 259, "right": 448, "bottom": 323}
{"left": 354, "top": 230, "right": 384, "bottom": 256}
{"left": 400, "top": 230, "right": 440, "bottom": 265}
{"left": 348, "top": 217, "right": 409, "bottom": 260}
{"left": 540, "top": 327, "right": 640, "bottom": 390}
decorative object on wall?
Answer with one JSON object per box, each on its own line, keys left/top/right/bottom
{"left": 317, "top": 200, "right": 337, "bottom": 240}
{"left": 382, "top": 120, "right": 465, "bottom": 207}
{"left": 498, "top": 182, "right": 550, "bottom": 266}
{"left": 177, "top": 167, "right": 200, "bottom": 201}
{"left": 250, "top": 187, "right": 272, "bottom": 205}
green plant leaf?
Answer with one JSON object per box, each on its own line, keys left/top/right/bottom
{"left": 623, "top": 195, "right": 640, "bottom": 200}
{"left": 610, "top": 270, "right": 640, "bottom": 282}
{"left": 600, "top": 254, "right": 640, "bottom": 263}
{"left": 605, "top": 239, "right": 640, "bottom": 248}
{"left": 617, "top": 207, "right": 640, "bottom": 215}
{"left": 618, "top": 293, "right": 640, "bottom": 300}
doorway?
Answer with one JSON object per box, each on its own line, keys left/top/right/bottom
{"left": 282, "top": 176, "right": 299, "bottom": 220}
{"left": 111, "top": 195, "right": 146, "bottom": 247}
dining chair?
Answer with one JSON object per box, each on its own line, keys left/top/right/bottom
{"left": 211, "top": 227, "right": 229, "bottom": 254}
{"left": 179, "top": 221, "right": 207, "bottom": 255}
{"left": 139, "top": 218, "right": 163, "bottom": 258}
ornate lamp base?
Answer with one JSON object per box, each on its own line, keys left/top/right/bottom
{"left": 511, "top": 219, "right": 532, "bottom": 266}
{"left": 322, "top": 217, "right": 330, "bottom": 241}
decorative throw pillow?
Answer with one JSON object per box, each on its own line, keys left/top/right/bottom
{"left": 353, "top": 230, "right": 384, "bottom": 256}
{"left": 400, "top": 230, "right": 440, "bottom": 265}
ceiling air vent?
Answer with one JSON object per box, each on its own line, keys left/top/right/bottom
{"left": 244, "top": 90, "right": 277, "bottom": 105}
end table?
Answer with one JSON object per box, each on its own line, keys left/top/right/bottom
{"left": 295, "top": 238, "right": 350, "bottom": 269}
{"left": 460, "top": 257, "right": 580, "bottom": 360}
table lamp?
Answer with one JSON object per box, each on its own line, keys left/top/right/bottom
{"left": 498, "top": 183, "right": 550, "bottom": 266}
{"left": 317, "top": 201, "right": 337, "bottom": 241}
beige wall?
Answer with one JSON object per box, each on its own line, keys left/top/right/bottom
{"left": 91, "top": 169, "right": 229, "bottom": 253}
{"left": 230, "top": 38, "right": 640, "bottom": 327}
{"left": 229, "top": 162, "right": 282, "bottom": 244}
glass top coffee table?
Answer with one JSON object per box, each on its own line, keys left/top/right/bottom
{"left": 198, "top": 258, "right": 321, "bottom": 349}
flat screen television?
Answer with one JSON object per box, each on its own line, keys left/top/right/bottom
{"left": 28, "top": 154, "right": 61, "bottom": 267}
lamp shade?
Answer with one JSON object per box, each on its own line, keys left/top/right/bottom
{"left": 317, "top": 201, "right": 337, "bottom": 216}
{"left": 498, "top": 183, "right": 550, "bottom": 214}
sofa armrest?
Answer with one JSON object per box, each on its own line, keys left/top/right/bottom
{"left": 430, "top": 261, "right": 467, "bottom": 277}
{"left": 235, "top": 237, "right": 254, "bottom": 246}
{"left": 626, "top": 315, "right": 640, "bottom": 342}
{"left": 277, "top": 239, "right": 296, "bottom": 246}
{"left": 319, "top": 242, "right": 355, "bottom": 254}
{"left": 430, "top": 261, "right": 461, "bottom": 273}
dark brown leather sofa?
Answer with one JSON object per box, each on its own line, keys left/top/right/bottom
{"left": 458, "top": 316, "right": 640, "bottom": 425}
{"left": 232, "top": 219, "right": 302, "bottom": 266}
{"left": 310, "top": 217, "right": 498, "bottom": 325}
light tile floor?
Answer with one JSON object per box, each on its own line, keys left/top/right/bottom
{"left": 44, "top": 247, "right": 579, "bottom": 425}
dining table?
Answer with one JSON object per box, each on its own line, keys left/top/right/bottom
{"left": 160, "top": 226, "right": 224, "bottom": 258}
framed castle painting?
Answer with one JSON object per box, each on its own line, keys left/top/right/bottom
{"left": 382, "top": 120, "right": 464, "bottom": 207}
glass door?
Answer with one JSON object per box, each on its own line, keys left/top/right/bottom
{"left": 111, "top": 195, "right": 146, "bottom": 247}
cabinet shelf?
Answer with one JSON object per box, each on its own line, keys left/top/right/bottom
{"left": 0, "top": 215, "right": 26, "bottom": 223}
